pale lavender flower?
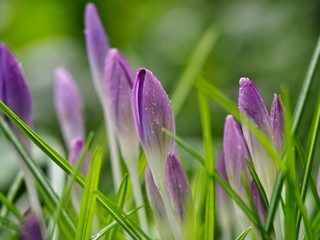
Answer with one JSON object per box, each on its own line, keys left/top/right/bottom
{"left": 132, "top": 68, "right": 175, "bottom": 185}
{"left": 84, "top": 3, "right": 109, "bottom": 98}
{"left": 54, "top": 67, "right": 84, "bottom": 147}
{"left": 165, "top": 153, "right": 191, "bottom": 223}
{"left": 238, "top": 78, "right": 278, "bottom": 198}
{"left": 270, "top": 94, "right": 284, "bottom": 153}
{"left": 69, "top": 137, "right": 91, "bottom": 176}
{"left": 104, "top": 48, "right": 139, "bottom": 160}
{"left": 223, "top": 115, "right": 251, "bottom": 200}
{"left": 20, "top": 211, "right": 43, "bottom": 240}
{"left": 251, "top": 180, "right": 266, "bottom": 223}
{"left": 0, "top": 44, "right": 32, "bottom": 146}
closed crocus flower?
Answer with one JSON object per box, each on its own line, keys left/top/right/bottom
{"left": 223, "top": 115, "right": 251, "bottom": 200}
{"left": 69, "top": 137, "right": 91, "bottom": 176}
{"left": 238, "top": 78, "right": 277, "bottom": 199}
{"left": 132, "top": 68, "right": 175, "bottom": 185}
{"left": 270, "top": 94, "right": 284, "bottom": 154}
{"left": 84, "top": 3, "right": 109, "bottom": 99}
{"left": 54, "top": 67, "right": 84, "bottom": 147}
{"left": 104, "top": 49, "right": 139, "bottom": 161}
{"left": 0, "top": 44, "right": 32, "bottom": 146}
{"left": 20, "top": 211, "right": 43, "bottom": 240}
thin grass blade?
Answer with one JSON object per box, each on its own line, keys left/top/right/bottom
{"left": 235, "top": 226, "right": 252, "bottom": 240}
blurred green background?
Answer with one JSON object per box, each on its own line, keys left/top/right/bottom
{"left": 0, "top": 0, "right": 319, "bottom": 190}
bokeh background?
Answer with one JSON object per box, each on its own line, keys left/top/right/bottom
{"left": 0, "top": 0, "right": 319, "bottom": 193}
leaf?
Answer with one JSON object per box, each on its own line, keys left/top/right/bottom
{"left": 235, "top": 226, "right": 252, "bottom": 240}
{"left": 0, "top": 192, "right": 22, "bottom": 220}
{"left": 76, "top": 147, "right": 103, "bottom": 240}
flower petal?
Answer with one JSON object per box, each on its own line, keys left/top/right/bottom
{"left": 251, "top": 180, "right": 266, "bottom": 223}
{"left": 104, "top": 49, "right": 139, "bottom": 160}
{"left": 133, "top": 68, "right": 175, "bottom": 181}
{"left": 270, "top": 94, "right": 284, "bottom": 153}
{"left": 54, "top": 67, "right": 84, "bottom": 147}
{"left": 69, "top": 137, "right": 91, "bottom": 176}
{"left": 84, "top": 3, "right": 109, "bottom": 96}
{"left": 20, "top": 210, "right": 43, "bottom": 240}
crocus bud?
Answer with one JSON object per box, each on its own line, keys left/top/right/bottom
{"left": 145, "top": 166, "right": 171, "bottom": 239}
{"left": 223, "top": 115, "right": 251, "bottom": 200}
{"left": 132, "top": 68, "right": 175, "bottom": 185}
{"left": 0, "top": 44, "right": 32, "bottom": 146}
{"left": 251, "top": 180, "right": 266, "bottom": 223}
{"left": 165, "top": 154, "right": 191, "bottom": 223}
{"left": 270, "top": 94, "right": 284, "bottom": 154}
{"left": 238, "top": 78, "right": 277, "bottom": 198}
{"left": 69, "top": 137, "right": 91, "bottom": 176}
{"left": 104, "top": 49, "right": 139, "bottom": 160}
{"left": 20, "top": 211, "right": 43, "bottom": 240}
{"left": 84, "top": 3, "right": 109, "bottom": 99}
{"left": 54, "top": 67, "right": 84, "bottom": 147}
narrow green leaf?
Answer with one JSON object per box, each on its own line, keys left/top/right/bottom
{"left": 172, "top": 26, "right": 218, "bottom": 115}
{"left": 0, "top": 216, "right": 21, "bottom": 232}
{"left": 291, "top": 35, "right": 320, "bottom": 135}
{"left": 296, "top": 94, "right": 320, "bottom": 233}
{"left": 0, "top": 192, "right": 22, "bottom": 220}
{"left": 246, "top": 160, "right": 269, "bottom": 209}
{"left": 76, "top": 147, "right": 103, "bottom": 240}
{"left": 108, "top": 174, "right": 129, "bottom": 240}
{"left": 0, "top": 101, "right": 150, "bottom": 240}
{"left": 235, "top": 226, "right": 252, "bottom": 240}
{"left": 198, "top": 91, "right": 215, "bottom": 240}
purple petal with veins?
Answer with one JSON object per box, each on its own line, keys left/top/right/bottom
{"left": 133, "top": 68, "right": 175, "bottom": 179}
{"left": 270, "top": 94, "right": 284, "bottom": 153}
{"left": 84, "top": 3, "right": 109, "bottom": 95}
{"left": 69, "top": 137, "right": 91, "bottom": 176}
{"left": 165, "top": 153, "right": 190, "bottom": 222}
{"left": 54, "top": 67, "right": 84, "bottom": 147}
{"left": 223, "top": 115, "right": 251, "bottom": 199}
{"left": 104, "top": 49, "right": 139, "bottom": 159}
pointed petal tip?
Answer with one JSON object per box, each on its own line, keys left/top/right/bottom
{"left": 239, "top": 77, "right": 251, "bottom": 86}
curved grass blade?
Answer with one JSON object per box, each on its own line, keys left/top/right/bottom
{"left": 0, "top": 192, "right": 22, "bottom": 221}
{"left": 198, "top": 91, "right": 215, "bottom": 240}
{"left": 172, "top": 26, "right": 218, "bottom": 115}
{"left": 235, "top": 226, "right": 252, "bottom": 240}
{"left": 0, "top": 101, "right": 150, "bottom": 240}
{"left": 76, "top": 147, "right": 103, "bottom": 240}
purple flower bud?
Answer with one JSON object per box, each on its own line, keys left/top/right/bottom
{"left": 216, "top": 150, "right": 228, "bottom": 181}
{"left": 69, "top": 137, "right": 91, "bottom": 176}
{"left": 54, "top": 67, "right": 84, "bottom": 147}
{"left": 223, "top": 115, "right": 251, "bottom": 199}
{"left": 251, "top": 180, "right": 266, "bottom": 223}
{"left": 133, "top": 68, "right": 175, "bottom": 182}
{"left": 238, "top": 78, "right": 277, "bottom": 198}
{"left": 270, "top": 94, "right": 284, "bottom": 153}
{"left": 0, "top": 44, "right": 32, "bottom": 130}
{"left": 104, "top": 49, "right": 139, "bottom": 160}
{"left": 84, "top": 3, "right": 109, "bottom": 98}
{"left": 20, "top": 211, "right": 43, "bottom": 240}
{"left": 165, "top": 153, "right": 191, "bottom": 222}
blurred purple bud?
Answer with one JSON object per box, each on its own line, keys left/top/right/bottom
{"left": 54, "top": 67, "right": 84, "bottom": 147}
{"left": 238, "top": 78, "right": 276, "bottom": 198}
{"left": 270, "top": 94, "right": 284, "bottom": 153}
{"left": 84, "top": 3, "right": 109, "bottom": 97}
{"left": 0, "top": 44, "right": 32, "bottom": 129}
{"left": 251, "top": 180, "right": 266, "bottom": 223}
{"left": 133, "top": 68, "right": 175, "bottom": 179}
{"left": 165, "top": 153, "right": 190, "bottom": 222}
{"left": 69, "top": 137, "right": 91, "bottom": 176}
{"left": 20, "top": 211, "right": 42, "bottom": 240}
{"left": 223, "top": 115, "right": 251, "bottom": 198}
{"left": 216, "top": 150, "right": 228, "bottom": 181}
{"left": 104, "top": 49, "right": 139, "bottom": 159}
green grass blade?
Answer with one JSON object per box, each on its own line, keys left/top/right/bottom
{"left": 291, "top": 35, "right": 320, "bottom": 135}
{"left": 0, "top": 116, "right": 76, "bottom": 238}
{"left": 235, "top": 226, "right": 252, "bottom": 240}
{"left": 0, "top": 216, "right": 21, "bottom": 232}
{"left": 172, "top": 26, "right": 218, "bottom": 115}
{"left": 198, "top": 91, "right": 215, "bottom": 240}
{"left": 107, "top": 174, "right": 128, "bottom": 240}
{"left": 0, "top": 101, "right": 149, "bottom": 240}
{"left": 76, "top": 147, "right": 103, "bottom": 240}
{"left": 0, "top": 192, "right": 22, "bottom": 221}
{"left": 296, "top": 94, "right": 320, "bottom": 233}
{"left": 246, "top": 160, "right": 269, "bottom": 209}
